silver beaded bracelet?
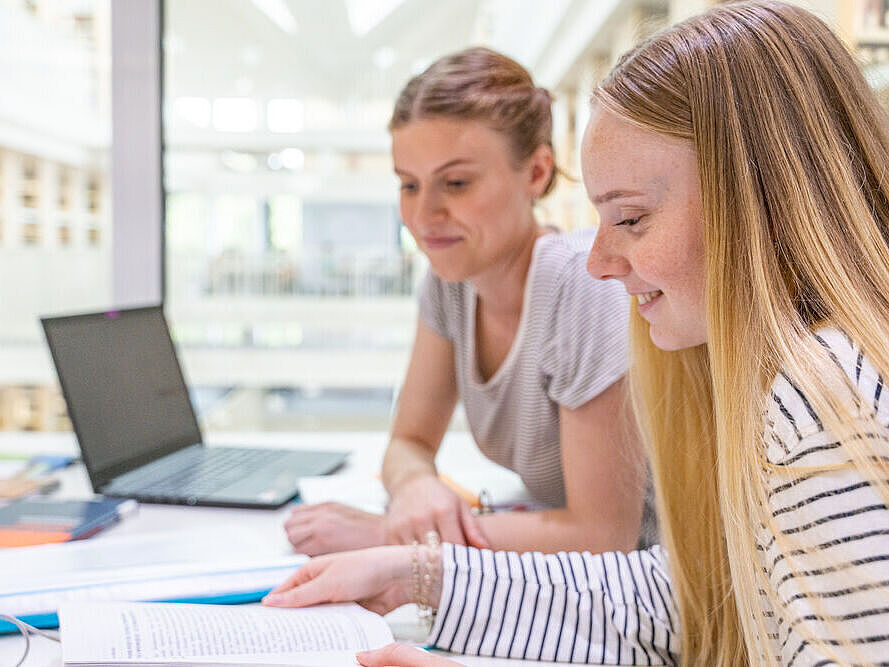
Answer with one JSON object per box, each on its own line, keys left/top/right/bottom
{"left": 412, "top": 530, "right": 441, "bottom": 630}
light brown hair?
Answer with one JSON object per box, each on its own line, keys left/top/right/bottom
{"left": 390, "top": 46, "right": 558, "bottom": 195}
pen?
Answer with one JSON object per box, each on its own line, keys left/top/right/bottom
{"left": 375, "top": 471, "right": 482, "bottom": 508}
{"left": 437, "top": 474, "right": 480, "bottom": 508}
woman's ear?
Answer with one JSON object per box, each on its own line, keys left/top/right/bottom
{"left": 527, "top": 143, "right": 555, "bottom": 199}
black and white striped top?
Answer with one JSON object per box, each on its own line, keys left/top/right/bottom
{"left": 419, "top": 228, "right": 630, "bottom": 509}
{"left": 427, "top": 329, "right": 889, "bottom": 664}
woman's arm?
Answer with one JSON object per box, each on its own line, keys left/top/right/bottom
{"left": 284, "top": 320, "right": 485, "bottom": 554}
{"left": 264, "top": 542, "right": 680, "bottom": 665}
{"left": 382, "top": 319, "right": 458, "bottom": 492}
{"left": 477, "top": 377, "right": 647, "bottom": 553}
{"left": 431, "top": 543, "right": 679, "bottom": 664}
{"left": 381, "top": 321, "right": 489, "bottom": 547}
{"left": 763, "top": 423, "right": 889, "bottom": 665}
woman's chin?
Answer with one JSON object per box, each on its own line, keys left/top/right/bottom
{"left": 648, "top": 326, "right": 707, "bottom": 352}
{"left": 429, "top": 263, "right": 469, "bottom": 284}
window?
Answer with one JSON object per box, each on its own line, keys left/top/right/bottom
{"left": 162, "top": 0, "right": 493, "bottom": 430}
{"left": 0, "top": 0, "right": 111, "bottom": 432}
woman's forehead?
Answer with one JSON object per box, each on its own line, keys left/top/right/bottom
{"left": 582, "top": 109, "right": 696, "bottom": 195}
{"left": 392, "top": 118, "right": 511, "bottom": 164}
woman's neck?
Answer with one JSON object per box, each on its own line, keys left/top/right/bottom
{"left": 470, "top": 223, "right": 550, "bottom": 318}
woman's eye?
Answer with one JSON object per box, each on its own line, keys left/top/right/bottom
{"left": 400, "top": 183, "right": 418, "bottom": 193}
{"left": 446, "top": 179, "right": 469, "bottom": 191}
{"left": 616, "top": 217, "right": 641, "bottom": 227}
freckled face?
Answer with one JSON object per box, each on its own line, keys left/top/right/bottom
{"left": 391, "top": 118, "right": 541, "bottom": 283}
{"left": 583, "top": 107, "right": 708, "bottom": 351}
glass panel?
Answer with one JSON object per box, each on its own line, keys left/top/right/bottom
{"left": 0, "top": 0, "right": 111, "bottom": 433}
{"left": 162, "top": 0, "right": 493, "bottom": 431}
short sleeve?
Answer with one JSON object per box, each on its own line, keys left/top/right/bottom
{"left": 418, "top": 269, "right": 452, "bottom": 341}
{"left": 540, "top": 257, "right": 630, "bottom": 409}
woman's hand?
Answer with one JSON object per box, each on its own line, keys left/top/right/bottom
{"left": 357, "top": 644, "right": 462, "bottom": 666}
{"left": 262, "top": 545, "right": 421, "bottom": 617}
{"left": 385, "top": 475, "right": 489, "bottom": 548}
{"left": 284, "top": 502, "right": 386, "bottom": 556}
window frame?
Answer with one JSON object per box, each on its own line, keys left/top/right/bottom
{"left": 111, "top": 0, "right": 164, "bottom": 306}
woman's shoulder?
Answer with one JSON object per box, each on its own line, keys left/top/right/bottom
{"left": 531, "top": 227, "right": 621, "bottom": 299}
{"left": 533, "top": 226, "right": 597, "bottom": 269}
{"left": 764, "top": 327, "right": 888, "bottom": 464}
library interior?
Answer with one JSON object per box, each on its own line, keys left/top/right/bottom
{"left": 2, "top": 0, "right": 889, "bottom": 665}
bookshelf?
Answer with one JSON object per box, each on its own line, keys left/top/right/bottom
{"left": 0, "top": 146, "right": 108, "bottom": 431}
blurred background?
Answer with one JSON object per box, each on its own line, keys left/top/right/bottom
{"left": 0, "top": 0, "right": 887, "bottom": 437}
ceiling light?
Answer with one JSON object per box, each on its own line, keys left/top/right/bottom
{"left": 250, "top": 0, "right": 297, "bottom": 34}
{"left": 372, "top": 46, "right": 396, "bottom": 70}
{"left": 267, "top": 98, "right": 304, "bottom": 133}
{"left": 213, "top": 98, "right": 258, "bottom": 133}
{"left": 345, "top": 0, "right": 404, "bottom": 36}
{"left": 174, "top": 97, "right": 211, "bottom": 128}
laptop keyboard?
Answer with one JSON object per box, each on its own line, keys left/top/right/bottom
{"left": 110, "top": 447, "right": 289, "bottom": 498}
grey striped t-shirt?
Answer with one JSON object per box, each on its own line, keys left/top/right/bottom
{"left": 419, "top": 227, "right": 630, "bottom": 509}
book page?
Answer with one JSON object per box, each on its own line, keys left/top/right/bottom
{"left": 60, "top": 601, "right": 393, "bottom": 664}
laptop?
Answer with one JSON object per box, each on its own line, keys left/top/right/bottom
{"left": 41, "top": 305, "right": 348, "bottom": 509}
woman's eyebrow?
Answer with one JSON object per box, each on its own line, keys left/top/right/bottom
{"left": 394, "top": 158, "right": 477, "bottom": 178}
{"left": 432, "top": 158, "right": 476, "bottom": 173}
{"left": 591, "top": 189, "right": 646, "bottom": 205}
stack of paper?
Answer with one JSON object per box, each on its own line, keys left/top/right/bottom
{"left": 0, "top": 528, "right": 306, "bottom": 632}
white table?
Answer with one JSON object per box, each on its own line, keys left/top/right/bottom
{"left": 0, "top": 431, "right": 557, "bottom": 666}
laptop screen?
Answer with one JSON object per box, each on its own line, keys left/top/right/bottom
{"left": 41, "top": 306, "right": 203, "bottom": 489}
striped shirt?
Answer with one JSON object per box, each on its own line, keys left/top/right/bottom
{"left": 419, "top": 228, "right": 630, "bottom": 509}
{"left": 428, "top": 329, "right": 889, "bottom": 664}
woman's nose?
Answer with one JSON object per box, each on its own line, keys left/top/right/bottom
{"left": 587, "top": 234, "right": 630, "bottom": 282}
{"left": 415, "top": 187, "right": 446, "bottom": 224}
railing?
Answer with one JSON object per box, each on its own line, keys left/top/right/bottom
{"left": 169, "top": 251, "right": 424, "bottom": 299}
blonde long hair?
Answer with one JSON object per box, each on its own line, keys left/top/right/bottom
{"left": 595, "top": 2, "right": 889, "bottom": 663}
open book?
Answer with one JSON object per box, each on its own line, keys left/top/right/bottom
{"left": 59, "top": 601, "right": 394, "bottom": 666}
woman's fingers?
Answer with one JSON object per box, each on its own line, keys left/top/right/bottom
{"left": 459, "top": 502, "right": 491, "bottom": 550}
{"left": 267, "top": 563, "right": 313, "bottom": 595}
{"left": 284, "top": 503, "right": 387, "bottom": 555}
{"left": 262, "top": 572, "right": 331, "bottom": 608}
{"left": 433, "top": 507, "right": 466, "bottom": 545}
{"left": 356, "top": 643, "right": 459, "bottom": 666}
{"left": 393, "top": 514, "right": 436, "bottom": 545}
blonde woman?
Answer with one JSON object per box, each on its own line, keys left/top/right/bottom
{"left": 264, "top": 3, "right": 889, "bottom": 664}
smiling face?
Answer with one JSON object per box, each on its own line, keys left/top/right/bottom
{"left": 391, "top": 117, "right": 550, "bottom": 283}
{"left": 583, "top": 107, "right": 708, "bottom": 351}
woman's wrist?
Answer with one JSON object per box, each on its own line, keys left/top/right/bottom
{"left": 422, "top": 543, "right": 443, "bottom": 608}
{"left": 409, "top": 532, "right": 443, "bottom": 630}
{"left": 382, "top": 438, "right": 438, "bottom": 496}
{"left": 395, "top": 541, "right": 444, "bottom": 611}
{"left": 386, "top": 467, "right": 438, "bottom": 500}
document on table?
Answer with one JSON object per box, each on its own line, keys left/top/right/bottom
{"left": 0, "top": 528, "right": 307, "bottom": 620}
{"left": 59, "top": 601, "right": 394, "bottom": 666}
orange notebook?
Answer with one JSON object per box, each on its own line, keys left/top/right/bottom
{"left": 0, "top": 497, "right": 136, "bottom": 547}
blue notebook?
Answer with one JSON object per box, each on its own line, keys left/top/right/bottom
{"left": 0, "top": 497, "right": 136, "bottom": 547}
